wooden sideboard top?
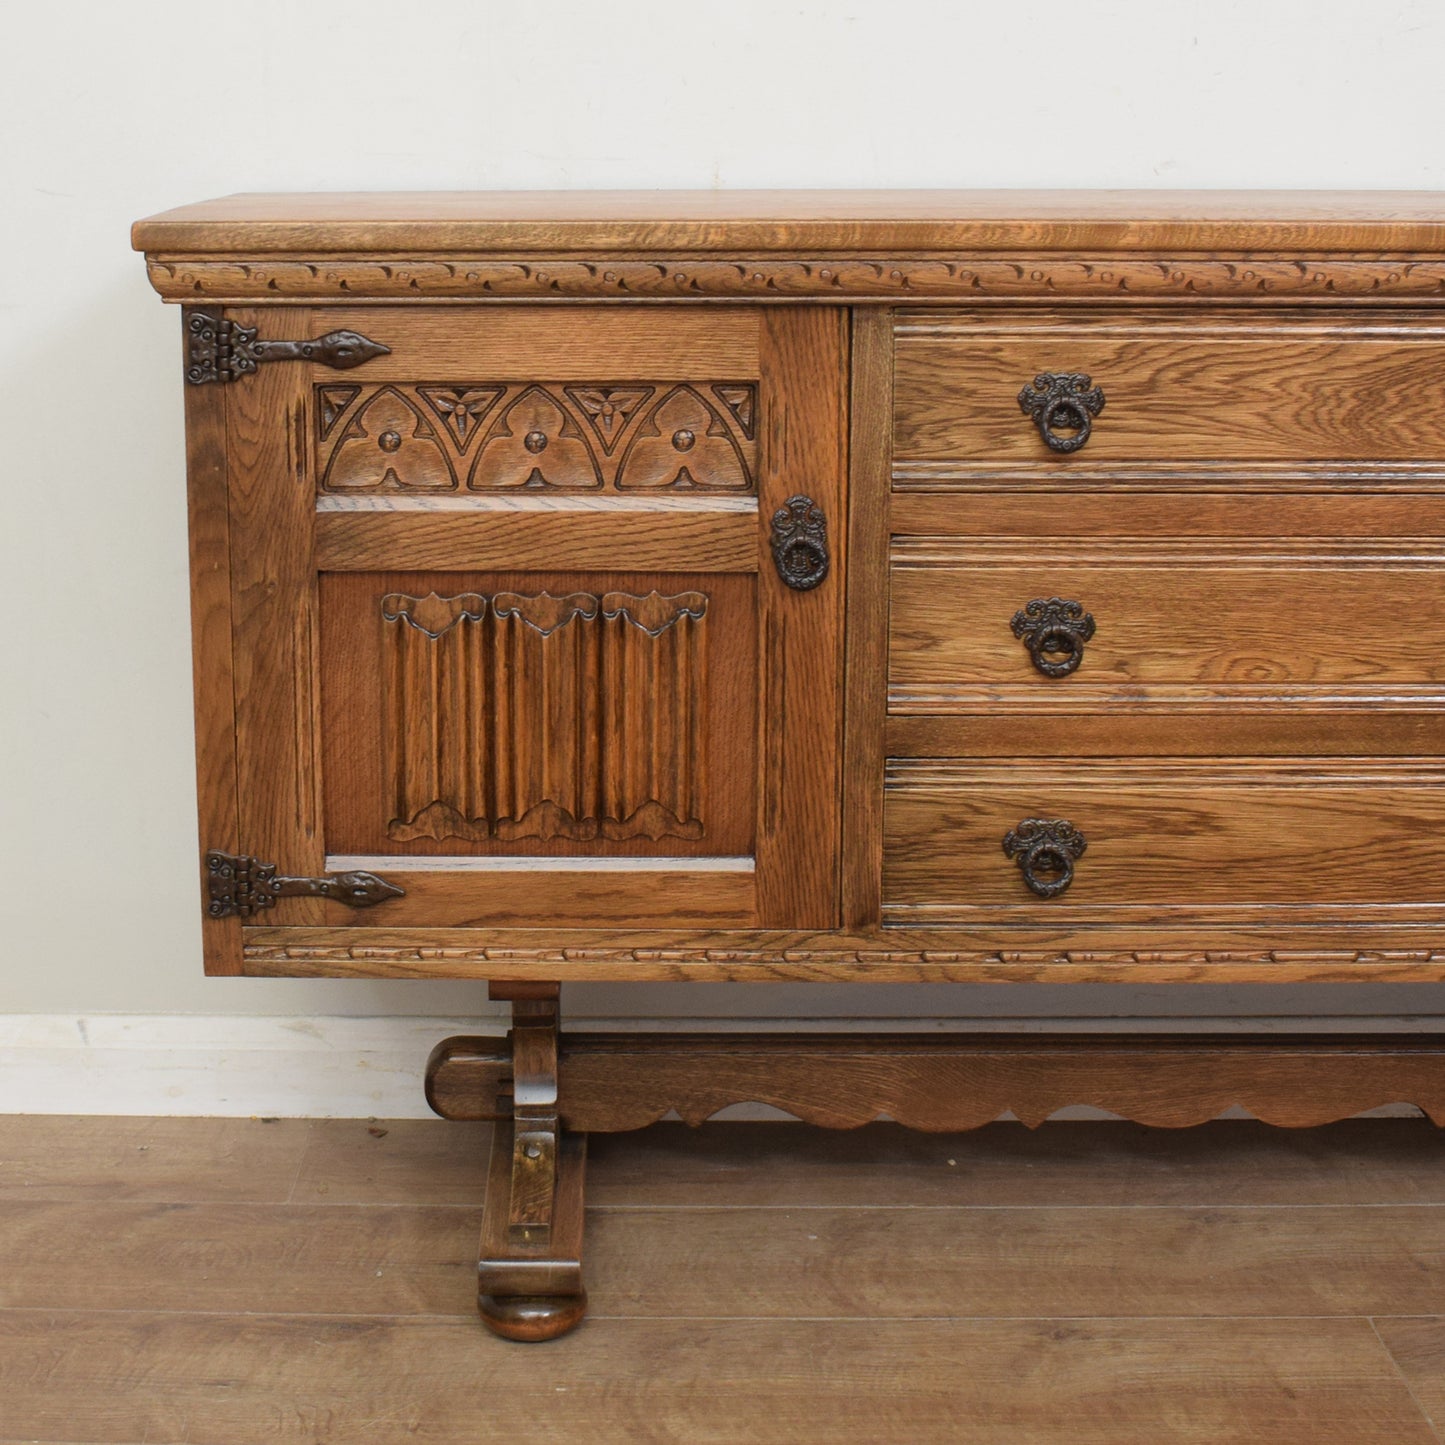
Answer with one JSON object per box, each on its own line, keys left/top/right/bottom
{"left": 133, "top": 189, "right": 1445, "bottom": 255}
{"left": 132, "top": 190, "right": 1445, "bottom": 305}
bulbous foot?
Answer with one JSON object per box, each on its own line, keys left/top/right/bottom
{"left": 478, "top": 1290, "right": 588, "bottom": 1342}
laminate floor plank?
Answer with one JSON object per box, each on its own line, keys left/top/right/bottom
{"left": 292, "top": 1119, "right": 490, "bottom": 1205}
{"left": 0, "top": 1116, "right": 310, "bottom": 1203}
{"left": 0, "top": 1201, "right": 475, "bottom": 1315}
{"left": 3, "top": 1195, "right": 1443, "bottom": 1320}
{"left": 1371, "top": 1317, "right": 1445, "bottom": 1437}
{"left": 582, "top": 1203, "right": 1445, "bottom": 1319}
{"left": 0, "top": 1311, "right": 1432, "bottom": 1445}
{"left": 4, "top": 1117, "right": 1443, "bottom": 1442}
{"left": 586, "top": 1118, "right": 1445, "bottom": 1208}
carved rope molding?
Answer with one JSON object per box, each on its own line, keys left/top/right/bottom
{"left": 149, "top": 254, "right": 1445, "bottom": 303}
{"left": 241, "top": 944, "right": 1445, "bottom": 971}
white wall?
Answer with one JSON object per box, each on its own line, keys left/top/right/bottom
{"left": 4, "top": 1, "right": 1445, "bottom": 1065}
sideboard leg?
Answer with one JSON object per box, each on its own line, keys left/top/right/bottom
{"left": 476, "top": 984, "right": 588, "bottom": 1342}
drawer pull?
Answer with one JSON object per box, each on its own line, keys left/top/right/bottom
{"left": 770, "top": 494, "right": 830, "bottom": 591}
{"left": 1018, "top": 372, "right": 1106, "bottom": 453}
{"left": 1002, "top": 819, "right": 1087, "bottom": 898}
{"left": 1010, "top": 597, "right": 1096, "bottom": 677}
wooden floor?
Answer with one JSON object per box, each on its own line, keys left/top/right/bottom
{"left": 1, "top": 1117, "right": 1444, "bottom": 1443}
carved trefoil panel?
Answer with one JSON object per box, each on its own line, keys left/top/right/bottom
{"left": 317, "top": 383, "right": 757, "bottom": 493}
{"left": 322, "top": 386, "right": 455, "bottom": 490}
{"left": 381, "top": 589, "right": 710, "bottom": 843}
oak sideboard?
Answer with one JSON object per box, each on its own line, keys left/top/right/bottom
{"left": 134, "top": 190, "right": 1445, "bottom": 1339}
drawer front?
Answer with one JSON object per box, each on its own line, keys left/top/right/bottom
{"left": 888, "top": 538, "right": 1445, "bottom": 709}
{"left": 883, "top": 759, "right": 1445, "bottom": 923}
{"left": 893, "top": 313, "right": 1445, "bottom": 479}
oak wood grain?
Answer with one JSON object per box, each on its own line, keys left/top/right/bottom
{"left": 891, "top": 491, "right": 1445, "bottom": 533}
{"left": 225, "top": 308, "right": 325, "bottom": 923}
{"left": 238, "top": 921, "right": 1445, "bottom": 984}
{"left": 884, "top": 758, "right": 1445, "bottom": 915}
{"left": 895, "top": 315, "right": 1445, "bottom": 465}
{"left": 132, "top": 187, "right": 1445, "bottom": 254}
{"left": 297, "top": 304, "right": 760, "bottom": 379}
{"left": 754, "top": 307, "right": 848, "bottom": 928}
{"left": 319, "top": 569, "right": 755, "bottom": 863}
{"left": 181, "top": 339, "right": 241, "bottom": 972}
{"left": 308, "top": 861, "right": 757, "bottom": 929}
{"left": 887, "top": 712, "right": 1445, "bottom": 757}
{"left": 841, "top": 308, "right": 892, "bottom": 929}
{"left": 429, "top": 1033, "right": 1445, "bottom": 1131}
{"left": 314, "top": 507, "right": 759, "bottom": 572}
{"left": 889, "top": 539, "right": 1445, "bottom": 703}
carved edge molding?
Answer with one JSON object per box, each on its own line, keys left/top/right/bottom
{"left": 243, "top": 943, "right": 1445, "bottom": 969}
{"left": 151, "top": 254, "right": 1445, "bottom": 303}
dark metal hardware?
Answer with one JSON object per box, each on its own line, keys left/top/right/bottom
{"left": 186, "top": 312, "right": 390, "bottom": 385}
{"left": 1011, "top": 597, "right": 1096, "bottom": 677}
{"left": 206, "top": 850, "right": 404, "bottom": 919}
{"left": 1002, "top": 819, "right": 1087, "bottom": 899}
{"left": 1017, "top": 372, "right": 1106, "bottom": 452}
{"left": 769, "top": 494, "right": 830, "bottom": 591}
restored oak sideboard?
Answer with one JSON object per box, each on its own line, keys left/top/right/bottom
{"left": 134, "top": 191, "right": 1445, "bottom": 1339}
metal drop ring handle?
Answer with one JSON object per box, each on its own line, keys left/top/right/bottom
{"left": 1002, "top": 819, "right": 1087, "bottom": 899}
{"left": 769, "top": 495, "right": 830, "bottom": 591}
{"left": 1018, "top": 372, "right": 1106, "bottom": 453}
{"left": 1011, "top": 598, "right": 1096, "bottom": 678}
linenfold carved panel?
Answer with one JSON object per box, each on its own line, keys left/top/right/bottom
{"left": 316, "top": 382, "right": 756, "bottom": 492}
{"left": 381, "top": 589, "right": 710, "bottom": 843}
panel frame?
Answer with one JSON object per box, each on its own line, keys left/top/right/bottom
{"left": 204, "top": 302, "right": 847, "bottom": 946}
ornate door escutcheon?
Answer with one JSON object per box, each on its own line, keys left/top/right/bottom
{"left": 769, "top": 494, "right": 830, "bottom": 590}
{"left": 1017, "top": 372, "right": 1106, "bottom": 452}
{"left": 1002, "top": 818, "right": 1088, "bottom": 898}
{"left": 186, "top": 311, "right": 390, "bottom": 385}
{"left": 206, "top": 849, "right": 404, "bottom": 919}
{"left": 1011, "top": 597, "right": 1096, "bottom": 677}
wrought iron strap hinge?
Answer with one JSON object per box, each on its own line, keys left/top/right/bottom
{"left": 185, "top": 311, "right": 390, "bottom": 385}
{"left": 206, "top": 850, "right": 404, "bottom": 919}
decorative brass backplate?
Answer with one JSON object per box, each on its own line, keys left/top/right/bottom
{"left": 1017, "top": 372, "right": 1106, "bottom": 452}
{"left": 185, "top": 312, "right": 390, "bottom": 385}
{"left": 1010, "top": 597, "right": 1096, "bottom": 677}
{"left": 1001, "top": 819, "right": 1088, "bottom": 899}
{"left": 206, "top": 850, "right": 404, "bottom": 919}
{"left": 769, "top": 495, "right": 830, "bottom": 590}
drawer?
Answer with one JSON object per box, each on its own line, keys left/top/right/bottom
{"left": 888, "top": 538, "right": 1445, "bottom": 709}
{"left": 882, "top": 759, "right": 1445, "bottom": 924}
{"left": 892, "top": 313, "right": 1445, "bottom": 480}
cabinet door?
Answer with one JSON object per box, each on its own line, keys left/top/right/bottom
{"left": 196, "top": 305, "right": 846, "bottom": 959}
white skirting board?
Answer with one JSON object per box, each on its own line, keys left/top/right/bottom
{"left": 0, "top": 1013, "right": 1439, "bottom": 1119}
